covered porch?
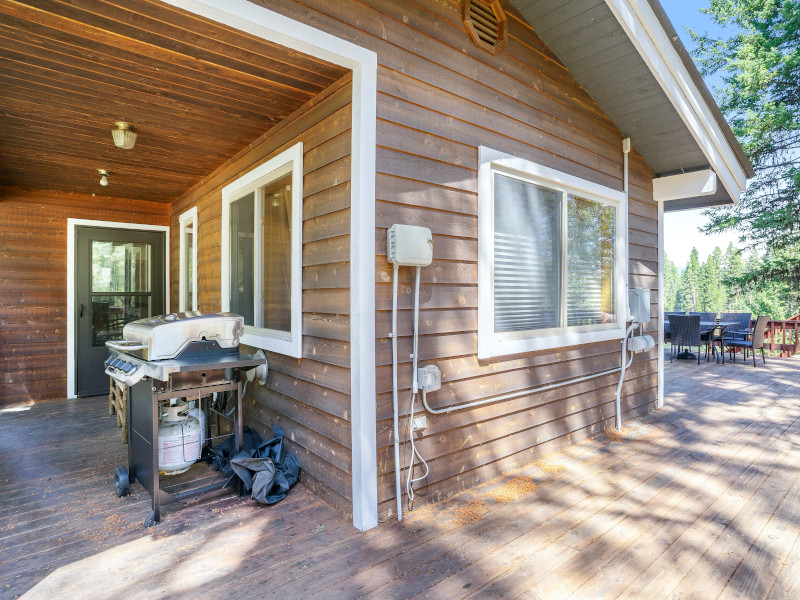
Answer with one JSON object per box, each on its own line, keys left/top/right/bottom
{"left": 4, "top": 355, "right": 799, "bottom": 599}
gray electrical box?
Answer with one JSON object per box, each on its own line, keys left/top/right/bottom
{"left": 628, "top": 288, "right": 651, "bottom": 324}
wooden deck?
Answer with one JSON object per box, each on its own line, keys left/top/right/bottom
{"left": 3, "top": 355, "right": 800, "bottom": 600}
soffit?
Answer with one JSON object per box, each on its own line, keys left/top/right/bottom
{"left": 509, "top": 0, "right": 753, "bottom": 212}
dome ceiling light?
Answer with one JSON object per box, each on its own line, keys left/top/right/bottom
{"left": 111, "top": 121, "right": 137, "bottom": 150}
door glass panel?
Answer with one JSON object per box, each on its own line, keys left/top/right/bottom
{"left": 90, "top": 240, "right": 153, "bottom": 347}
{"left": 261, "top": 173, "right": 293, "bottom": 333}
{"left": 91, "top": 295, "right": 152, "bottom": 346}
{"left": 92, "top": 241, "right": 152, "bottom": 292}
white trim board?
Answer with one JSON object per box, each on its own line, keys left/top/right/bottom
{"left": 66, "top": 219, "right": 170, "bottom": 400}
{"left": 178, "top": 206, "right": 199, "bottom": 312}
{"left": 162, "top": 0, "right": 379, "bottom": 531}
{"left": 605, "top": 0, "right": 748, "bottom": 203}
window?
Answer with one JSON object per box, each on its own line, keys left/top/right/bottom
{"left": 221, "top": 143, "right": 303, "bottom": 357}
{"left": 478, "top": 147, "right": 627, "bottom": 358}
{"left": 178, "top": 207, "right": 198, "bottom": 312}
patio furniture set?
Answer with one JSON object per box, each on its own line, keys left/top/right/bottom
{"left": 665, "top": 312, "right": 769, "bottom": 366}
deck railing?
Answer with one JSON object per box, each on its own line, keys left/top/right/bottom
{"left": 757, "top": 319, "right": 800, "bottom": 357}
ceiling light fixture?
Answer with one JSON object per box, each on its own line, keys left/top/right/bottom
{"left": 98, "top": 169, "right": 110, "bottom": 186}
{"left": 111, "top": 121, "right": 137, "bottom": 149}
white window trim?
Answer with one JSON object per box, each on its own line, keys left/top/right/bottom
{"left": 221, "top": 142, "right": 303, "bottom": 358}
{"left": 478, "top": 146, "right": 629, "bottom": 359}
{"left": 178, "top": 206, "right": 199, "bottom": 312}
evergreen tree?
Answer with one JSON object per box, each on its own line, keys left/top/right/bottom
{"left": 663, "top": 254, "right": 680, "bottom": 311}
{"left": 679, "top": 248, "right": 702, "bottom": 311}
{"left": 693, "top": 0, "right": 800, "bottom": 287}
{"left": 722, "top": 242, "right": 745, "bottom": 310}
{"left": 699, "top": 246, "right": 725, "bottom": 312}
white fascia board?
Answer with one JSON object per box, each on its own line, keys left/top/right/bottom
{"left": 162, "top": 0, "right": 378, "bottom": 532}
{"left": 653, "top": 169, "right": 717, "bottom": 202}
{"left": 605, "top": 0, "right": 747, "bottom": 203}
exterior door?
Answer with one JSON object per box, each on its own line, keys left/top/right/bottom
{"left": 76, "top": 226, "right": 165, "bottom": 396}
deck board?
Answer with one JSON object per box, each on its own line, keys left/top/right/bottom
{"left": 2, "top": 355, "right": 800, "bottom": 599}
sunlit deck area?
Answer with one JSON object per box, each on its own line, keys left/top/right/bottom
{"left": 3, "top": 355, "right": 800, "bottom": 600}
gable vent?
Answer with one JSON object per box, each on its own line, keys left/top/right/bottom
{"left": 463, "top": 0, "right": 507, "bottom": 54}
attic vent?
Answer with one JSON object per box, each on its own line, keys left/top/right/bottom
{"left": 463, "top": 0, "right": 507, "bottom": 54}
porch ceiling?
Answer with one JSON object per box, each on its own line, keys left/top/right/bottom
{"left": 0, "top": 0, "right": 348, "bottom": 203}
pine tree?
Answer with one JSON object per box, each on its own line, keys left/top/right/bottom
{"left": 694, "top": 0, "right": 800, "bottom": 287}
{"left": 663, "top": 254, "right": 680, "bottom": 311}
{"left": 679, "top": 248, "right": 702, "bottom": 311}
{"left": 722, "top": 243, "right": 744, "bottom": 310}
{"left": 699, "top": 247, "right": 725, "bottom": 312}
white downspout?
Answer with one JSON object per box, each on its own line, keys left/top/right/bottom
{"left": 390, "top": 264, "right": 403, "bottom": 521}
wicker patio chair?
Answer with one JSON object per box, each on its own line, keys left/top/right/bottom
{"left": 669, "top": 314, "right": 707, "bottom": 364}
{"left": 664, "top": 311, "right": 683, "bottom": 343}
{"left": 720, "top": 312, "right": 752, "bottom": 341}
{"left": 726, "top": 315, "right": 769, "bottom": 366}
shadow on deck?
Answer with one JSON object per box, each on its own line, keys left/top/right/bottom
{"left": 3, "top": 354, "right": 800, "bottom": 600}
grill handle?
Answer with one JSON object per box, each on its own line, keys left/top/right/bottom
{"left": 105, "top": 340, "right": 147, "bottom": 352}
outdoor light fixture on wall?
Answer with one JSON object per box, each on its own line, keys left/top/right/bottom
{"left": 111, "top": 121, "right": 137, "bottom": 149}
{"left": 98, "top": 169, "right": 110, "bottom": 186}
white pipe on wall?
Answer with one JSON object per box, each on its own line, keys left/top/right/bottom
{"left": 615, "top": 322, "right": 638, "bottom": 430}
{"left": 390, "top": 264, "right": 403, "bottom": 521}
{"left": 421, "top": 361, "right": 630, "bottom": 415}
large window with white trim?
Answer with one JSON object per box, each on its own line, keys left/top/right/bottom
{"left": 178, "top": 206, "right": 198, "bottom": 312}
{"left": 478, "top": 147, "right": 627, "bottom": 358}
{"left": 222, "top": 143, "right": 303, "bottom": 357}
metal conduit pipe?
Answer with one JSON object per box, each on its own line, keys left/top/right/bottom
{"left": 420, "top": 342, "right": 635, "bottom": 416}
{"left": 390, "top": 263, "right": 403, "bottom": 521}
{"left": 615, "top": 322, "right": 639, "bottom": 430}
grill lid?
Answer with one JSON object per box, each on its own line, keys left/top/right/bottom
{"left": 108, "top": 312, "right": 244, "bottom": 361}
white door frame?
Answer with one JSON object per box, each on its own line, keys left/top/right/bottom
{"left": 66, "top": 219, "right": 170, "bottom": 400}
{"left": 163, "top": 0, "right": 379, "bottom": 531}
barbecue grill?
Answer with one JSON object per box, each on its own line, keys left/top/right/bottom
{"left": 106, "top": 312, "right": 267, "bottom": 526}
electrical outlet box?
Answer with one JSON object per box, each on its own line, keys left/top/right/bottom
{"left": 411, "top": 415, "right": 428, "bottom": 432}
{"left": 628, "top": 288, "right": 651, "bottom": 324}
{"left": 387, "top": 224, "right": 433, "bottom": 267}
{"left": 417, "top": 365, "right": 441, "bottom": 393}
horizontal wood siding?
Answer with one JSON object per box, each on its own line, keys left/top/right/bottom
{"left": 0, "top": 188, "right": 169, "bottom": 407}
{"left": 169, "top": 76, "right": 354, "bottom": 517}
{"left": 246, "top": 0, "right": 659, "bottom": 519}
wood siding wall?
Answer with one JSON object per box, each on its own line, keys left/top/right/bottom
{"left": 245, "top": 0, "right": 659, "bottom": 519}
{"left": 169, "top": 76, "right": 354, "bottom": 516}
{"left": 0, "top": 188, "right": 169, "bottom": 407}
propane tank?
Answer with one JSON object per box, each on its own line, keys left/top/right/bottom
{"left": 158, "top": 402, "right": 201, "bottom": 475}
{"left": 188, "top": 404, "right": 206, "bottom": 448}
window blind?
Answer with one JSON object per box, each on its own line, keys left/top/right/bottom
{"left": 493, "top": 174, "right": 561, "bottom": 332}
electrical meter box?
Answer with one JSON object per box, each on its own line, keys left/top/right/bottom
{"left": 628, "top": 288, "right": 651, "bottom": 324}
{"left": 387, "top": 224, "right": 433, "bottom": 267}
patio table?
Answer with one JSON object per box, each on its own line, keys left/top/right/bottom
{"left": 674, "top": 321, "right": 738, "bottom": 363}
{"left": 703, "top": 321, "right": 738, "bottom": 363}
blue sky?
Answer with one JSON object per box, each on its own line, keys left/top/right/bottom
{"left": 659, "top": 2, "right": 742, "bottom": 267}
